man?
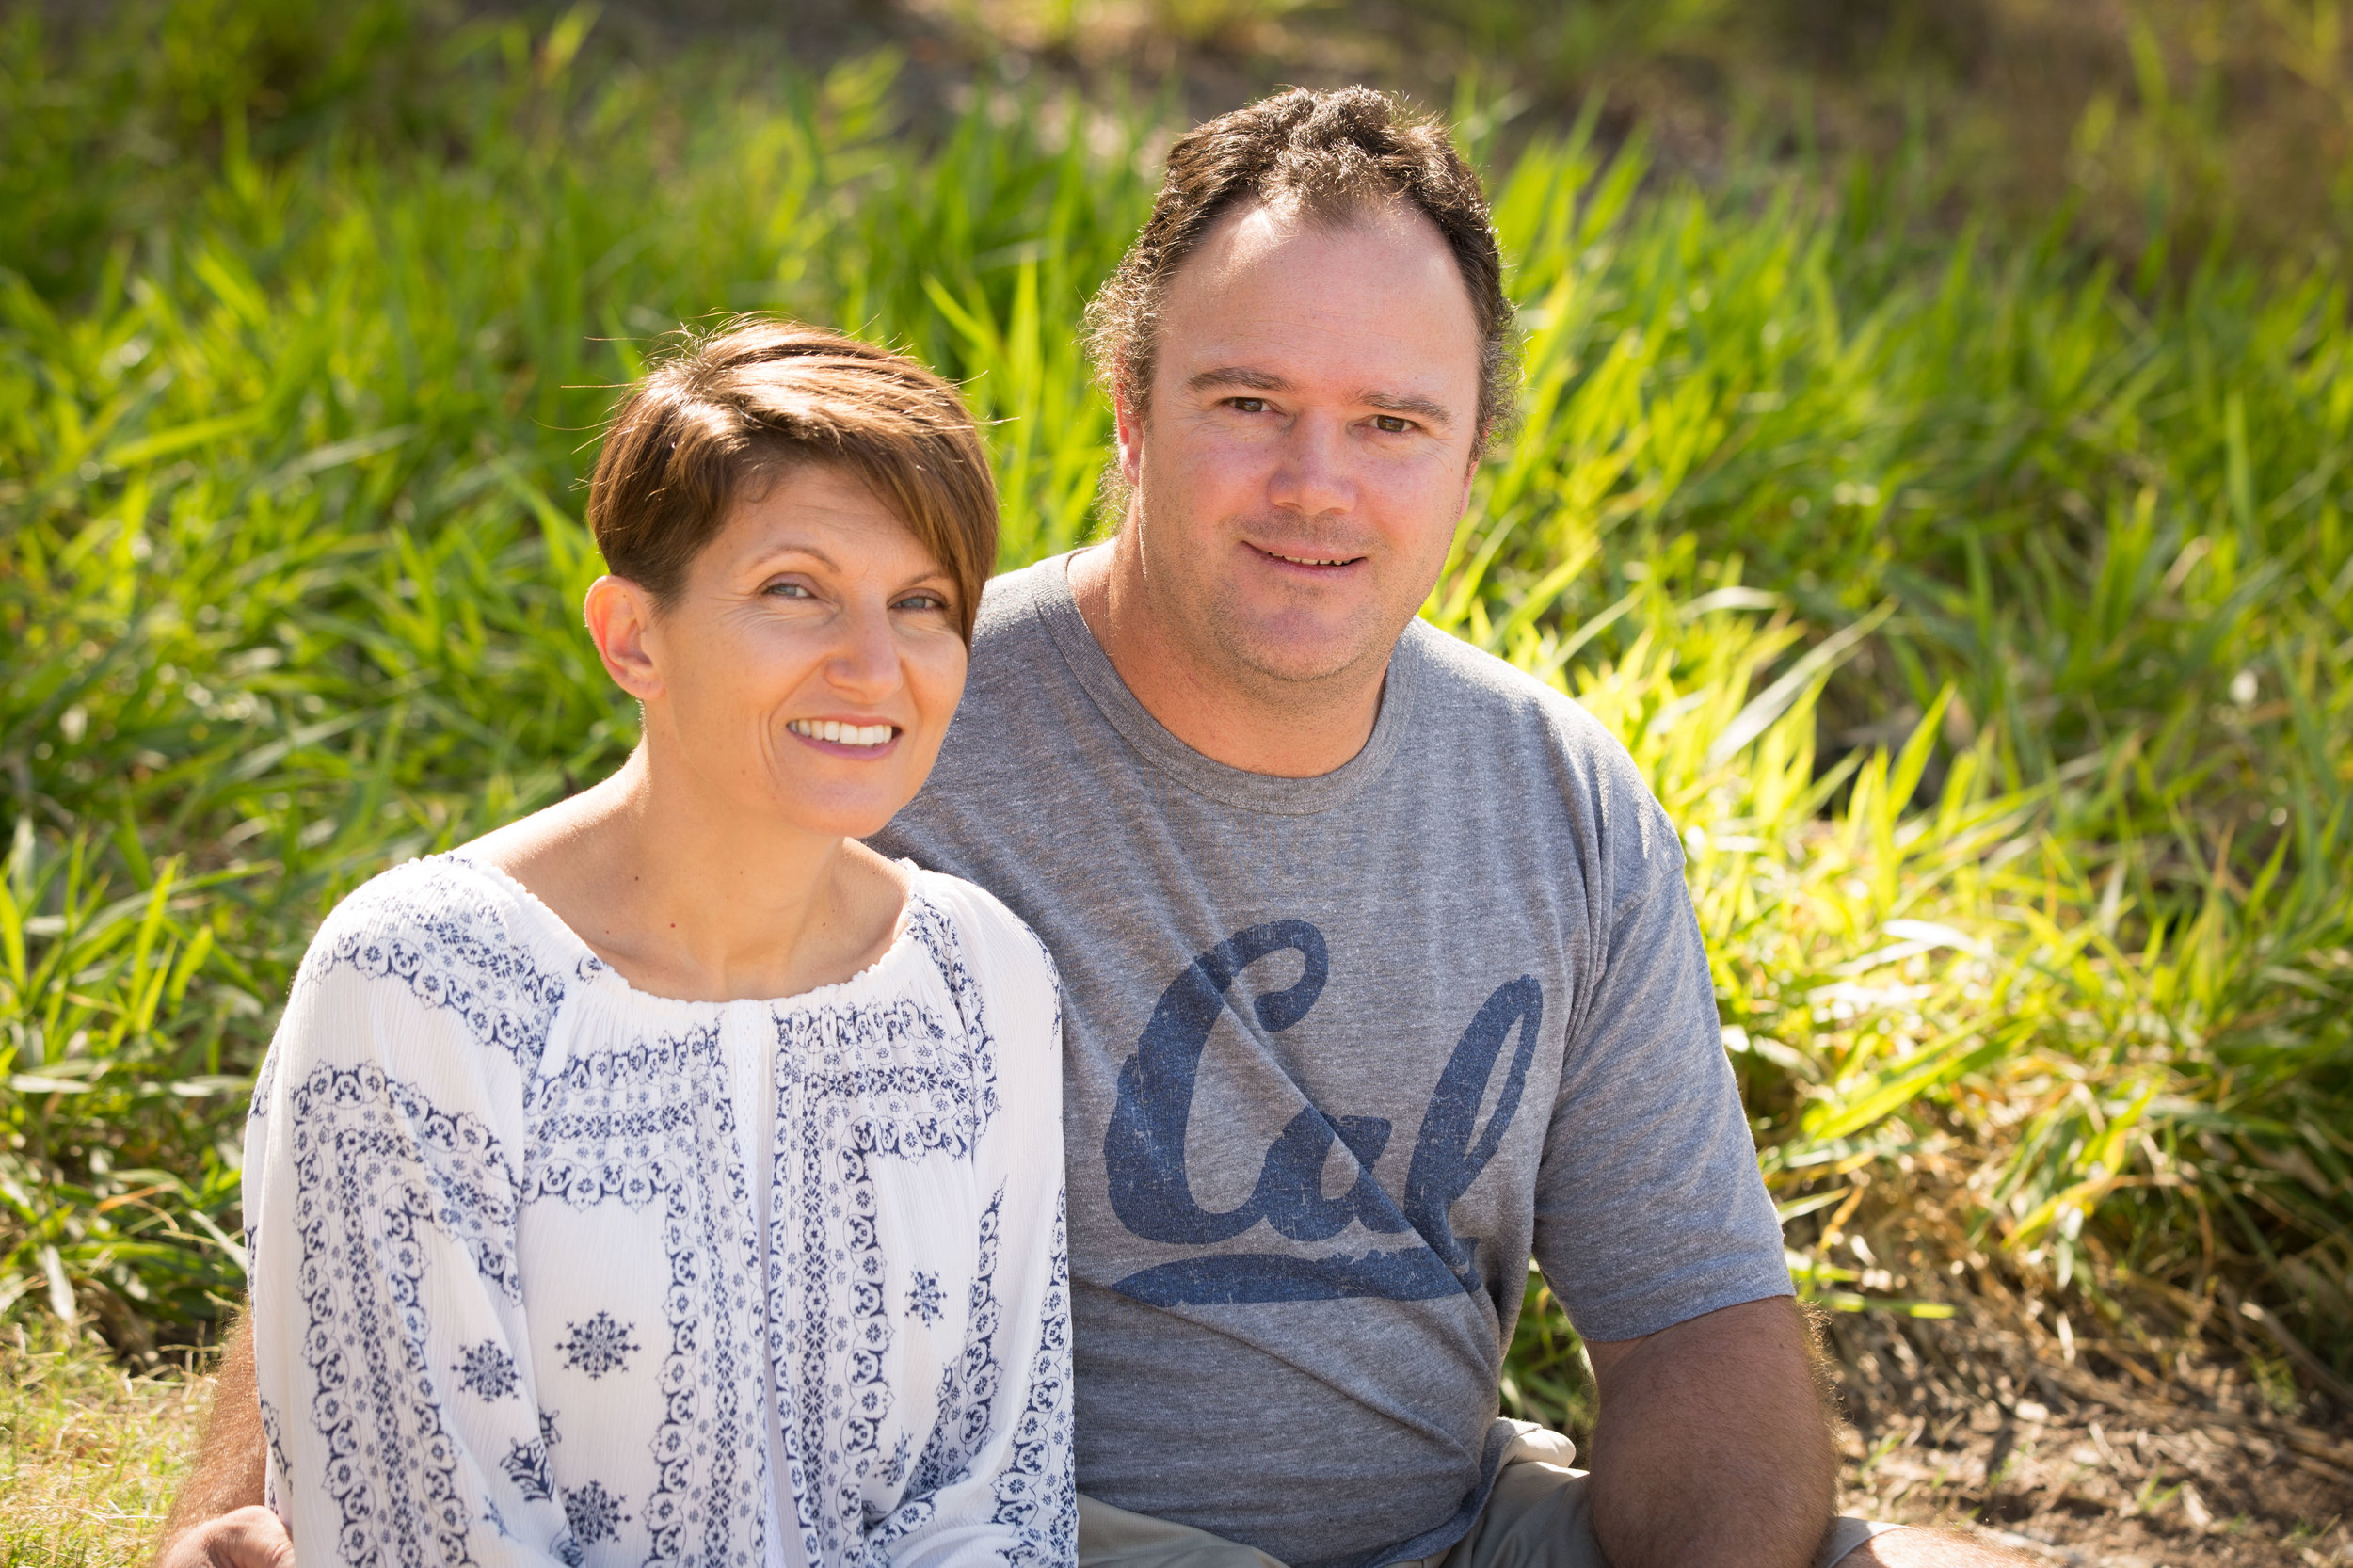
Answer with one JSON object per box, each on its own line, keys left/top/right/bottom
{"left": 164, "top": 88, "right": 2028, "bottom": 1568}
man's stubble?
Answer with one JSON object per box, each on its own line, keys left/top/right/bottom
{"left": 1128, "top": 493, "right": 1409, "bottom": 724}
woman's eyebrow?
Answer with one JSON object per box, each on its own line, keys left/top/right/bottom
{"left": 742, "top": 542, "right": 843, "bottom": 572}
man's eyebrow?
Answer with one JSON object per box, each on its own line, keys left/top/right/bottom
{"left": 1362, "top": 391, "right": 1454, "bottom": 429}
{"left": 1187, "top": 366, "right": 1290, "bottom": 393}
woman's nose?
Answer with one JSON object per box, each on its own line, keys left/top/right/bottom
{"left": 1266, "top": 413, "right": 1356, "bottom": 517}
{"left": 824, "top": 600, "right": 901, "bottom": 694}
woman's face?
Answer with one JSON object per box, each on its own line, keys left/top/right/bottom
{"left": 590, "top": 462, "right": 970, "bottom": 840}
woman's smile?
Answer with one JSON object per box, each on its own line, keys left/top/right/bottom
{"left": 787, "top": 716, "right": 902, "bottom": 752}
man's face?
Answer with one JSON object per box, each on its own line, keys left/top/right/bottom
{"left": 1120, "top": 199, "right": 1483, "bottom": 691}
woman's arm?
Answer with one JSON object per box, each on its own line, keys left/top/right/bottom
{"left": 245, "top": 892, "right": 569, "bottom": 1568}
{"left": 871, "top": 904, "right": 1077, "bottom": 1566}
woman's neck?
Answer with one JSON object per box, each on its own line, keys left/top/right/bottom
{"left": 468, "top": 746, "right": 909, "bottom": 1004}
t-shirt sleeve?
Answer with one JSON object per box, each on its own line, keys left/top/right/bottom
{"left": 1529, "top": 765, "right": 1791, "bottom": 1343}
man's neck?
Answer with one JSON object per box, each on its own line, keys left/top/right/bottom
{"left": 1065, "top": 537, "right": 1389, "bottom": 779}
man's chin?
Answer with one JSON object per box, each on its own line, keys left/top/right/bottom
{"left": 1220, "top": 629, "right": 1387, "bottom": 690}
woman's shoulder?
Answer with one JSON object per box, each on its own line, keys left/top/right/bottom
{"left": 901, "top": 866, "right": 1063, "bottom": 1016}
{"left": 307, "top": 852, "right": 513, "bottom": 950}
{"left": 295, "top": 854, "right": 594, "bottom": 1028}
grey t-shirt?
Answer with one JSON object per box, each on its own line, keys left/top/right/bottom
{"left": 871, "top": 556, "right": 1789, "bottom": 1568}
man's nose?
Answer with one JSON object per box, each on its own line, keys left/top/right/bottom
{"left": 1267, "top": 412, "right": 1356, "bottom": 516}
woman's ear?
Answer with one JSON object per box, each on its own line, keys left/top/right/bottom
{"left": 584, "top": 574, "right": 664, "bottom": 701}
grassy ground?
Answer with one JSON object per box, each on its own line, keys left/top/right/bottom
{"left": 2, "top": 0, "right": 2352, "bottom": 1557}
{"left": 0, "top": 1329, "right": 202, "bottom": 1567}
{"left": 12, "top": 1330, "right": 2345, "bottom": 1568}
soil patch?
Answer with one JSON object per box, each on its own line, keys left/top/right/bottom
{"left": 1829, "top": 1313, "right": 2353, "bottom": 1566}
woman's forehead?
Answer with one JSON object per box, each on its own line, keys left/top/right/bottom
{"left": 708, "top": 467, "right": 939, "bottom": 575}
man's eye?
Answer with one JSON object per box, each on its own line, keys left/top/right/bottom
{"left": 1228, "top": 397, "right": 1270, "bottom": 414}
{"left": 1373, "top": 415, "right": 1413, "bottom": 434}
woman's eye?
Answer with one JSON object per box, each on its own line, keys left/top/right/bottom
{"left": 765, "top": 581, "right": 815, "bottom": 600}
{"left": 1372, "top": 415, "right": 1413, "bottom": 434}
{"left": 895, "top": 593, "right": 948, "bottom": 612}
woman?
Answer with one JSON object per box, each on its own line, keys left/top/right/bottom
{"left": 243, "top": 321, "right": 1073, "bottom": 1566}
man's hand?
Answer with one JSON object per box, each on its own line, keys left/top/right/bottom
{"left": 1582, "top": 1294, "right": 1837, "bottom": 1568}
{"left": 154, "top": 1310, "right": 280, "bottom": 1568}
{"left": 153, "top": 1506, "right": 294, "bottom": 1568}
{"left": 1846, "top": 1532, "right": 2042, "bottom": 1566}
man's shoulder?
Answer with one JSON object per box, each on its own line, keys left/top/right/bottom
{"left": 1397, "top": 621, "right": 1676, "bottom": 864}
{"left": 968, "top": 556, "right": 1064, "bottom": 657}
{"left": 1400, "top": 618, "right": 1630, "bottom": 770}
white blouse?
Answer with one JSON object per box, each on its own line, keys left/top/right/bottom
{"left": 244, "top": 854, "right": 1074, "bottom": 1568}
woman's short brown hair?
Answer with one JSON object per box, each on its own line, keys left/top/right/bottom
{"left": 587, "top": 318, "right": 998, "bottom": 642}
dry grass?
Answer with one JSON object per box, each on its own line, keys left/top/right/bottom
{"left": 0, "top": 1327, "right": 204, "bottom": 1568}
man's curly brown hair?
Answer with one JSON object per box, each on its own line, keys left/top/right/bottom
{"left": 1083, "top": 87, "right": 1517, "bottom": 456}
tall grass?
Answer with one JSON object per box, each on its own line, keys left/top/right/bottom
{"left": 1, "top": 3, "right": 2348, "bottom": 1426}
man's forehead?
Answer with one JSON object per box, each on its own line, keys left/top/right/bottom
{"left": 1195, "top": 194, "right": 1446, "bottom": 272}
{"left": 1156, "top": 199, "right": 1481, "bottom": 394}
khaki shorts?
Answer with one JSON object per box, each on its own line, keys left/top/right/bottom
{"left": 1078, "top": 1425, "right": 1903, "bottom": 1568}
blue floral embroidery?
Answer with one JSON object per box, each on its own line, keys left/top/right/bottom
{"left": 905, "top": 898, "right": 1003, "bottom": 1136}
{"left": 285, "top": 1060, "right": 520, "bottom": 1568}
{"left": 503, "top": 1437, "right": 552, "bottom": 1503}
{"left": 264, "top": 868, "right": 1072, "bottom": 1567}
{"left": 563, "top": 1480, "right": 630, "bottom": 1544}
{"left": 456, "top": 1341, "right": 518, "bottom": 1401}
{"left": 905, "top": 1271, "right": 945, "bottom": 1325}
{"left": 907, "top": 1191, "right": 1006, "bottom": 1497}
{"left": 993, "top": 1194, "right": 1077, "bottom": 1562}
{"left": 767, "top": 896, "right": 1021, "bottom": 1564}
{"left": 555, "top": 1312, "right": 639, "bottom": 1380}
{"left": 526, "top": 1026, "right": 766, "bottom": 1568}
{"left": 257, "top": 1394, "right": 290, "bottom": 1511}
{"left": 299, "top": 859, "right": 569, "bottom": 1086}
{"left": 841, "top": 1155, "right": 894, "bottom": 1498}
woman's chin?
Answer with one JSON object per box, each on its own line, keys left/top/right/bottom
{"left": 753, "top": 783, "right": 919, "bottom": 844}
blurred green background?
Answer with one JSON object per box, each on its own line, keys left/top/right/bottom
{"left": 3, "top": 4, "right": 2353, "bottom": 1553}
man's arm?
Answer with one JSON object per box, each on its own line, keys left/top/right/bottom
{"left": 1583, "top": 1294, "right": 1837, "bottom": 1568}
{"left": 155, "top": 1309, "right": 289, "bottom": 1568}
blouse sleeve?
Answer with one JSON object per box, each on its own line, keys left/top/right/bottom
{"left": 244, "top": 881, "right": 573, "bottom": 1567}
{"left": 876, "top": 888, "right": 1077, "bottom": 1568}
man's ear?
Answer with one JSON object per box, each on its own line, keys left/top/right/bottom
{"left": 584, "top": 574, "right": 665, "bottom": 702}
{"left": 1113, "top": 378, "right": 1145, "bottom": 488}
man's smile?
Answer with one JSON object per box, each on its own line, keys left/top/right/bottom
{"left": 1245, "top": 541, "right": 1369, "bottom": 571}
